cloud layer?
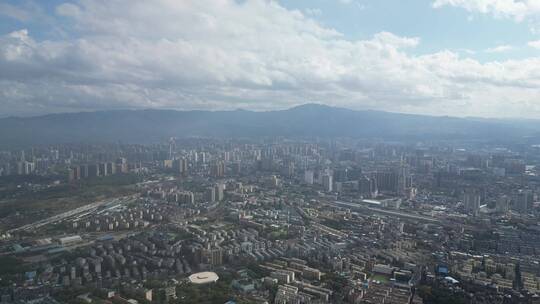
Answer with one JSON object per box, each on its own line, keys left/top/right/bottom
{"left": 433, "top": 0, "right": 540, "bottom": 21}
{"left": 1, "top": 0, "right": 540, "bottom": 118}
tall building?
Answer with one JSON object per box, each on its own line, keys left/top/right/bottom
{"left": 116, "top": 158, "right": 128, "bottom": 173}
{"left": 205, "top": 187, "right": 216, "bottom": 203}
{"left": 375, "top": 166, "right": 411, "bottom": 195}
{"left": 214, "top": 183, "right": 225, "bottom": 201}
{"left": 322, "top": 174, "right": 333, "bottom": 192}
{"left": 375, "top": 171, "right": 398, "bottom": 193}
{"left": 359, "top": 176, "right": 377, "bottom": 198}
{"left": 515, "top": 190, "right": 532, "bottom": 214}
{"left": 180, "top": 158, "right": 188, "bottom": 175}
{"left": 178, "top": 191, "right": 195, "bottom": 204}
{"left": 496, "top": 195, "right": 510, "bottom": 213}
{"left": 99, "top": 163, "right": 108, "bottom": 176}
{"left": 464, "top": 190, "right": 481, "bottom": 216}
{"left": 87, "top": 164, "right": 99, "bottom": 177}
{"left": 69, "top": 166, "right": 82, "bottom": 182}
{"left": 211, "top": 161, "right": 225, "bottom": 178}
{"left": 304, "top": 170, "right": 314, "bottom": 185}
{"left": 106, "top": 162, "right": 116, "bottom": 175}
{"left": 199, "top": 152, "right": 206, "bottom": 164}
{"left": 17, "top": 161, "right": 35, "bottom": 175}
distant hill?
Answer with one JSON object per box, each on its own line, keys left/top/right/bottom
{"left": 1, "top": 104, "right": 539, "bottom": 147}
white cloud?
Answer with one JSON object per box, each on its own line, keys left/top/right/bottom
{"left": 1, "top": 0, "right": 540, "bottom": 118}
{"left": 485, "top": 44, "right": 514, "bottom": 53}
{"left": 528, "top": 39, "right": 540, "bottom": 48}
{"left": 433, "top": 0, "right": 540, "bottom": 21}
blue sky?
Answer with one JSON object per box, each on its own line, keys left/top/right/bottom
{"left": 1, "top": 0, "right": 540, "bottom": 118}
{"left": 280, "top": 0, "right": 537, "bottom": 61}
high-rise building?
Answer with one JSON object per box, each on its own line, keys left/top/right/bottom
{"left": 180, "top": 158, "right": 188, "bottom": 175}
{"left": 211, "top": 161, "right": 225, "bottom": 178}
{"left": 515, "top": 190, "right": 532, "bottom": 214}
{"left": 304, "top": 170, "right": 314, "bottom": 185}
{"left": 375, "top": 167, "right": 411, "bottom": 195}
{"left": 199, "top": 152, "right": 206, "bottom": 164}
{"left": 106, "top": 162, "right": 116, "bottom": 175}
{"left": 116, "top": 158, "right": 128, "bottom": 173}
{"left": 464, "top": 190, "right": 481, "bottom": 216}
{"left": 215, "top": 183, "right": 225, "bottom": 201}
{"left": 205, "top": 187, "right": 216, "bottom": 203}
{"left": 99, "top": 163, "right": 108, "bottom": 176}
{"left": 359, "top": 176, "right": 377, "bottom": 198}
{"left": 178, "top": 191, "right": 195, "bottom": 204}
{"left": 322, "top": 174, "right": 333, "bottom": 192}
{"left": 87, "top": 164, "right": 99, "bottom": 177}
{"left": 17, "top": 161, "right": 35, "bottom": 175}
{"left": 69, "top": 166, "right": 82, "bottom": 182}
{"left": 496, "top": 195, "right": 510, "bottom": 213}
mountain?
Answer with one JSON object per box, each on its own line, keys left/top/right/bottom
{"left": 0, "top": 104, "right": 539, "bottom": 147}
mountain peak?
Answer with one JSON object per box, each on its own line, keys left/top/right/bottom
{"left": 288, "top": 103, "right": 338, "bottom": 111}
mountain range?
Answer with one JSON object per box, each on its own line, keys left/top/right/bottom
{"left": 1, "top": 104, "right": 539, "bottom": 147}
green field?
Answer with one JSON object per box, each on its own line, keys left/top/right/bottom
{"left": 371, "top": 274, "right": 390, "bottom": 283}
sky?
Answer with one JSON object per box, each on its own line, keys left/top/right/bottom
{"left": 1, "top": 0, "right": 540, "bottom": 118}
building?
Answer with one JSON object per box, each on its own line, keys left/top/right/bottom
{"left": 515, "top": 190, "right": 532, "bottom": 214}
{"left": 496, "top": 195, "right": 510, "bottom": 213}
{"left": 304, "top": 170, "right": 314, "bottom": 185}
{"left": 205, "top": 187, "right": 216, "bottom": 203}
{"left": 215, "top": 184, "right": 225, "bottom": 201}
{"left": 464, "top": 190, "right": 481, "bottom": 216}
{"left": 58, "top": 235, "right": 83, "bottom": 246}
{"left": 188, "top": 272, "right": 219, "bottom": 284}
{"left": 211, "top": 161, "right": 225, "bottom": 178}
{"left": 322, "top": 174, "right": 333, "bottom": 192}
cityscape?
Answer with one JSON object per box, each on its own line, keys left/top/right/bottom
{"left": 1, "top": 137, "right": 540, "bottom": 303}
{"left": 3, "top": 0, "right": 540, "bottom": 303}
